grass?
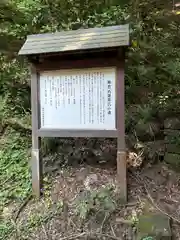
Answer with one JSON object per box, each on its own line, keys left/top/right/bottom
{"left": 74, "top": 186, "right": 116, "bottom": 220}
{"left": 1, "top": 199, "right": 63, "bottom": 240}
{"left": 0, "top": 128, "right": 31, "bottom": 209}
{"left": 0, "top": 108, "right": 64, "bottom": 239}
{"left": 0, "top": 128, "right": 56, "bottom": 239}
{"left": 0, "top": 126, "right": 32, "bottom": 238}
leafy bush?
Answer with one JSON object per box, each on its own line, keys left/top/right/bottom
{"left": 74, "top": 187, "right": 116, "bottom": 219}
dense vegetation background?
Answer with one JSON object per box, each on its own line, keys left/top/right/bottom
{"left": 1, "top": 0, "right": 180, "bottom": 238}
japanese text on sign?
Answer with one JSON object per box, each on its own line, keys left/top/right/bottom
{"left": 40, "top": 68, "right": 116, "bottom": 130}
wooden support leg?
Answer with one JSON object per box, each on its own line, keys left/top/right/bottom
{"left": 31, "top": 138, "right": 42, "bottom": 198}
{"left": 31, "top": 64, "right": 42, "bottom": 198}
{"left": 117, "top": 150, "right": 127, "bottom": 203}
{"left": 116, "top": 62, "right": 127, "bottom": 202}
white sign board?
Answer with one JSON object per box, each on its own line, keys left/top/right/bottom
{"left": 39, "top": 67, "right": 116, "bottom": 130}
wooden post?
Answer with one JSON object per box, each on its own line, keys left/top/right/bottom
{"left": 31, "top": 65, "right": 42, "bottom": 197}
{"left": 116, "top": 61, "right": 127, "bottom": 202}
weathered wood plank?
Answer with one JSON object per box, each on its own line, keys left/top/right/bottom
{"left": 31, "top": 65, "right": 42, "bottom": 198}
{"left": 20, "top": 41, "right": 128, "bottom": 55}
{"left": 36, "top": 58, "right": 118, "bottom": 71}
{"left": 21, "top": 36, "right": 127, "bottom": 51}
{"left": 26, "top": 32, "right": 128, "bottom": 44}
{"left": 116, "top": 62, "right": 127, "bottom": 202}
{"left": 27, "top": 24, "right": 129, "bottom": 39}
{"left": 37, "top": 129, "right": 118, "bottom": 138}
{"left": 19, "top": 24, "right": 129, "bottom": 55}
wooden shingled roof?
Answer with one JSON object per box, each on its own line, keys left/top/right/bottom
{"left": 18, "top": 24, "right": 129, "bottom": 56}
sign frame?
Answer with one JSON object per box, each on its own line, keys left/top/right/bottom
{"left": 39, "top": 67, "right": 117, "bottom": 131}
{"left": 19, "top": 24, "right": 129, "bottom": 202}
{"left": 30, "top": 56, "right": 126, "bottom": 201}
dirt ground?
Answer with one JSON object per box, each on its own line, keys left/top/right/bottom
{"left": 4, "top": 162, "right": 180, "bottom": 239}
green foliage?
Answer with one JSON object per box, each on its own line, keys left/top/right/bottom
{"left": 0, "top": 130, "right": 31, "bottom": 208}
{"left": 0, "top": 200, "right": 63, "bottom": 239}
{"left": 74, "top": 186, "right": 116, "bottom": 219}
{"left": 0, "top": 220, "right": 15, "bottom": 240}
{"left": 20, "top": 201, "right": 63, "bottom": 232}
{"left": 1, "top": 0, "right": 180, "bottom": 238}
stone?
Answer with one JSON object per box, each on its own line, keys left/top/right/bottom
{"left": 137, "top": 213, "right": 171, "bottom": 240}
{"left": 135, "top": 121, "right": 161, "bottom": 141}
{"left": 164, "top": 117, "right": 180, "bottom": 130}
{"left": 166, "top": 143, "right": 180, "bottom": 154}
{"left": 84, "top": 174, "right": 98, "bottom": 190}
{"left": 164, "top": 153, "right": 180, "bottom": 170}
{"left": 164, "top": 130, "right": 180, "bottom": 146}
{"left": 143, "top": 140, "right": 165, "bottom": 160}
{"left": 164, "top": 129, "right": 180, "bottom": 137}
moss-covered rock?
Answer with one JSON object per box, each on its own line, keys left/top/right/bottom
{"left": 164, "top": 130, "right": 180, "bottom": 145}
{"left": 137, "top": 213, "right": 171, "bottom": 240}
{"left": 165, "top": 143, "right": 180, "bottom": 154}
{"left": 164, "top": 153, "right": 180, "bottom": 170}
{"left": 164, "top": 117, "right": 180, "bottom": 130}
{"left": 143, "top": 140, "right": 165, "bottom": 160}
{"left": 135, "top": 121, "right": 161, "bottom": 141}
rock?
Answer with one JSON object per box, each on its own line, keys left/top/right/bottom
{"left": 75, "top": 168, "right": 88, "bottom": 182}
{"left": 3, "top": 205, "right": 16, "bottom": 219}
{"left": 135, "top": 121, "right": 161, "bottom": 141}
{"left": 43, "top": 165, "right": 59, "bottom": 174}
{"left": 143, "top": 140, "right": 165, "bottom": 160}
{"left": 164, "top": 129, "right": 180, "bottom": 137}
{"left": 166, "top": 143, "right": 180, "bottom": 154}
{"left": 137, "top": 213, "right": 171, "bottom": 240}
{"left": 164, "top": 117, "right": 180, "bottom": 130}
{"left": 164, "top": 153, "right": 180, "bottom": 170}
{"left": 84, "top": 174, "right": 98, "bottom": 190}
{"left": 164, "top": 130, "right": 180, "bottom": 145}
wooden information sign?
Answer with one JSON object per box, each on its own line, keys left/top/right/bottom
{"left": 19, "top": 24, "right": 129, "bottom": 201}
{"left": 40, "top": 68, "right": 116, "bottom": 130}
